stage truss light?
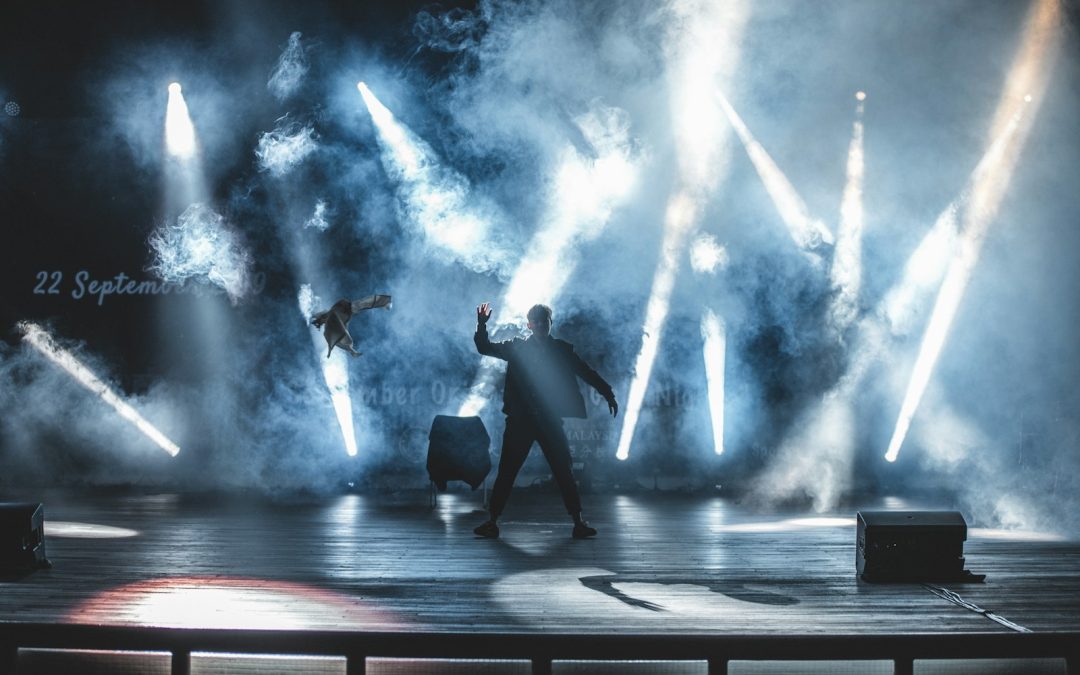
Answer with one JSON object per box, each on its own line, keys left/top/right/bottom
{"left": 18, "top": 322, "right": 180, "bottom": 457}
{"left": 165, "top": 82, "right": 197, "bottom": 160}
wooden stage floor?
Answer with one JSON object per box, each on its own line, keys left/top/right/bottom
{"left": 2, "top": 489, "right": 1079, "bottom": 636}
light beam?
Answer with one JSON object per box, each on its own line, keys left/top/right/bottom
{"left": 165, "top": 82, "right": 196, "bottom": 160}
{"left": 358, "top": 82, "right": 508, "bottom": 275}
{"left": 718, "top": 92, "right": 835, "bottom": 256}
{"left": 299, "top": 285, "right": 358, "bottom": 456}
{"left": 615, "top": 0, "right": 749, "bottom": 460}
{"left": 457, "top": 104, "right": 640, "bottom": 417}
{"left": 18, "top": 322, "right": 180, "bottom": 457}
{"left": 828, "top": 94, "right": 866, "bottom": 333}
{"left": 885, "top": 0, "right": 1061, "bottom": 462}
{"left": 701, "top": 309, "right": 727, "bottom": 456}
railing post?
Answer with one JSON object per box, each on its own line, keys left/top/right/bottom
{"left": 707, "top": 657, "right": 728, "bottom": 675}
{"left": 346, "top": 652, "right": 366, "bottom": 675}
{"left": 531, "top": 656, "right": 552, "bottom": 675}
{"left": 171, "top": 649, "right": 191, "bottom": 675}
{"left": 0, "top": 642, "right": 17, "bottom": 675}
{"left": 893, "top": 656, "right": 913, "bottom": 675}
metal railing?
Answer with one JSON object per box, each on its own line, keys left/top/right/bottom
{"left": 1, "top": 624, "right": 1077, "bottom": 675}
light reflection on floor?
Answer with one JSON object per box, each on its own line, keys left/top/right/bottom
{"left": 709, "top": 516, "right": 854, "bottom": 533}
{"left": 44, "top": 521, "right": 140, "bottom": 539}
{"left": 68, "top": 576, "right": 409, "bottom": 630}
{"left": 968, "top": 528, "right": 1066, "bottom": 542}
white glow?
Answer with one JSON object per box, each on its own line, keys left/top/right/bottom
{"left": 18, "top": 322, "right": 180, "bottom": 456}
{"left": 711, "top": 516, "right": 853, "bottom": 533}
{"left": 701, "top": 309, "right": 727, "bottom": 455}
{"left": 70, "top": 577, "right": 403, "bottom": 630}
{"left": 45, "top": 521, "right": 139, "bottom": 539}
{"left": 358, "top": 82, "right": 507, "bottom": 275}
{"left": 502, "top": 106, "right": 638, "bottom": 320}
{"left": 689, "top": 234, "right": 729, "bottom": 275}
{"left": 165, "top": 82, "right": 196, "bottom": 159}
{"left": 886, "top": 0, "right": 1061, "bottom": 462}
{"left": 457, "top": 104, "right": 640, "bottom": 417}
{"left": 718, "top": 92, "right": 834, "bottom": 254}
{"left": 828, "top": 99, "right": 866, "bottom": 333}
{"left": 969, "top": 527, "right": 1065, "bottom": 542}
{"left": 299, "top": 285, "right": 357, "bottom": 456}
{"left": 616, "top": 0, "right": 749, "bottom": 460}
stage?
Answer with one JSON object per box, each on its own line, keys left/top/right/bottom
{"left": 2, "top": 489, "right": 1079, "bottom": 672}
{"left": 1, "top": 489, "right": 1078, "bottom": 633}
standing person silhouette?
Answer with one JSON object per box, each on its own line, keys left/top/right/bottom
{"left": 472, "top": 302, "right": 618, "bottom": 539}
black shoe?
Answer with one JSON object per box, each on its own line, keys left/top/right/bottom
{"left": 474, "top": 520, "right": 500, "bottom": 539}
{"left": 572, "top": 521, "right": 597, "bottom": 539}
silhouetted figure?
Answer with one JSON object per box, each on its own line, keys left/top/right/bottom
{"left": 472, "top": 302, "right": 618, "bottom": 539}
{"left": 311, "top": 294, "right": 391, "bottom": 357}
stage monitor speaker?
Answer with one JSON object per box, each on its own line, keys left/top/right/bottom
{"left": 857, "top": 510, "right": 982, "bottom": 582}
{"left": 427, "top": 415, "right": 491, "bottom": 491}
{"left": 0, "top": 502, "right": 49, "bottom": 573}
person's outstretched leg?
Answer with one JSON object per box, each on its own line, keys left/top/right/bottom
{"left": 475, "top": 416, "right": 534, "bottom": 538}
{"left": 536, "top": 419, "right": 596, "bottom": 538}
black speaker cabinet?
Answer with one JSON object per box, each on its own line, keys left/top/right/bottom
{"left": 427, "top": 415, "right": 491, "bottom": 491}
{"left": 857, "top": 510, "right": 979, "bottom": 582}
{"left": 0, "top": 502, "right": 49, "bottom": 573}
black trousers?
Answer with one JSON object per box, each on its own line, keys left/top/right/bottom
{"left": 489, "top": 415, "right": 582, "bottom": 518}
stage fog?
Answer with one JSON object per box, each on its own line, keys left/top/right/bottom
{"left": 2, "top": 0, "right": 1079, "bottom": 536}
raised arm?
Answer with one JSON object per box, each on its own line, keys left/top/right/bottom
{"left": 473, "top": 302, "right": 513, "bottom": 361}
{"left": 567, "top": 346, "right": 619, "bottom": 417}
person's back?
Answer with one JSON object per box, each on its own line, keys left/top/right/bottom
{"left": 472, "top": 302, "right": 618, "bottom": 539}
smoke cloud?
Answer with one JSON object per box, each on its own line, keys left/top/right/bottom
{"left": 255, "top": 120, "right": 319, "bottom": 177}
{"left": 147, "top": 203, "right": 253, "bottom": 303}
{"left": 268, "top": 31, "right": 309, "bottom": 102}
{"left": 1, "top": 0, "right": 1078, "bottom": 537}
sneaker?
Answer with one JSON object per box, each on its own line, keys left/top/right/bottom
{"left": 572, "top": 521, "right": 598, "bottom": 539}
{"left": 474, "top": 520, "right": 500, "bottom": 538}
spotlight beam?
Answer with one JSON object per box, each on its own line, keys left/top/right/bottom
{"left": 458, "top": 111, "right": 640, "bottom": 418}
{"left": 616, "top": 193, "right": 701, "bottom": 460}
{"left": 718, "top": 92, "right": 834, "bottom": 256}
{"left": 18, "top": 322, "right": 180, "bottom": 457}
{"left": 828, "top": 96, "right": 866, "bottom": 333}
{"left": 299, "top": 286, "right": 358, "bottom": 456}
{"left": 885, "top": 0, "right": 1061, "bottom": 462}
{"left": 701, "top": 308, "right": 727, "bottom": 456}
{"left": 615, "top": 0, "right": 749, "bottom": 460}
{"left": 358, "top": 82, "right": 503, "bottom": 274}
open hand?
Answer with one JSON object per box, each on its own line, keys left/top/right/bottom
{"left": 477, "top": 302, "right": 492, "bottom": 325}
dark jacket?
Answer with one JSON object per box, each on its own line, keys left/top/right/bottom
{"left": 475, "top": 323, "right": 614, "bottom": 420}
